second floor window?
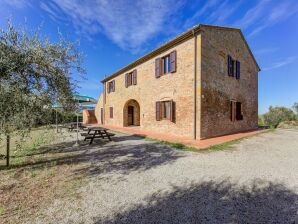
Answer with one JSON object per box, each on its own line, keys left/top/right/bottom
{"left": 125, "top": 69, "right": 137, "bottom": 88}
{"left": 162, "top": 55, "right": 171, "bottom": 74}
{"left": 107, "top": 80, "right": 115, "bottom": 93}
{"left": 155, "top": 50, "right": 176, "bottom": 78}
{"left": 228, "top": 55, "right": 240, "bottom": 79}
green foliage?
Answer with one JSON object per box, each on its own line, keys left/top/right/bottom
{"left": 49, "top": 109, "right": 82, "bottom": 124}
{"left": 0, "top": 20, "right": 85, "bottom": 136}
{"left": 293, "top": 102, "right": 298, "bottom": 114}
{"left": 145, "top": 137, "right": 198, "bottom": 152}
{"left": 263, "top": 106, "right": 296, "bottom": 128}
{"left": 258, "top": 115, "right": 265, "bottom": 126}
{"left": 0, "top": 206, "right": 4, "bottom": 215}
{"left": 204, "top": 139, "right": 242, "bottom": 151}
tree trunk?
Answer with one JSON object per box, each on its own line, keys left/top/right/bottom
{"left": 6, "top": 135, "right": 10, "bottom": 167}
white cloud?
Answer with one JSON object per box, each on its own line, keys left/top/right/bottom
{"left": 0, "top": 0, "right": 29, "bottom": 9}
{"left": 41, "top": 0, "right": 183, "bottom": 52}
{"left": 254, "top": 48, "right": 279, "bottom": 55}
{"left": 235, "top": 0, "right": 271, "bottom": 29}
{"left": 207, "top": 0, "right": 242, "bottom": 24}
{"left": 262, "top": 56, "right": 297, "bottom": 71}
{"left": 251, "top": 1, "right": 298, "bottom": 36}
{"left": 234, "top": 0, "right": 298, "bottom": 37}
{"left": 184, "top": 0, "right": 220, "bottom": 28}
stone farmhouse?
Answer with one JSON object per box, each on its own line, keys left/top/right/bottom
{"left": 91, "top": 24, "right": 260, "bottom": 139}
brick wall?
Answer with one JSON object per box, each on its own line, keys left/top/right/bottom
{"left": 95, "top": 93, "right": 104, "bottom": 124}
{"left": 102, "top": 37, "right": 198, "bottom": 138}
{"left": 200, "top": 27, "right": 259, "bottom": 138}
{"left": 94, "top": 26, "right": 259, "bottom": 139}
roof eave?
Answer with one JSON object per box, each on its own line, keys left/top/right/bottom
{"left": 101, "top": 25, "right": 202, "bottom": 83}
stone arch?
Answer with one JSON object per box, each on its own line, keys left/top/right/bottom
{"left": 123, "top": 99, "right": 140, "bottom": 127}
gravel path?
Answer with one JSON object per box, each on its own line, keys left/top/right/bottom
{"left": 32, "top": 129, "right": 298, "bottom": 224}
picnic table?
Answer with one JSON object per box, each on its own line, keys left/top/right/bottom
{"left": 81, "top": 127, "right": 115, "bottom": 144}
{"left": 66, "top": 122, "right": 86, "bottom": 131}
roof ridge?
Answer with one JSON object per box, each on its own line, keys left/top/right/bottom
{"left": 101, "top": 24, "right": 259, "bottom": 83}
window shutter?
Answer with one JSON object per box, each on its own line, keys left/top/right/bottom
{"left": 155, "top": 58, "right": 161, "bottom": 78}
{"left": 230, "top": 101, "right": 236, "bottom": 122}
{"left": 125, "top": 73, "right": 128, "bottom": 88}
{"left": 100, "top": 108, "right": 103, "bottom": 124}
{"left": 170, "top": 50, "right": 177, "bottom": 73}
{"left": 133, "top": 69, "right": 137, "bottom": 85}
{"left": 228, "top": 55, "right": 232, "bottom": 76}
{"left": 236, "top": 61, "right": 240, "bottom": 79}
{"left": 110, "top": 107, "right": 113, "bottom": 118}
{"left": 232, "top": 60, "right": 235, "bottom": 77}
{"left": 107, "top": 82, "right": 110, "bottom": 93}
{"left": 112, "top": 80, "right": 115, "bottom": 92}
{"left": 170, "top": 100, "right": 176, "bottom": 122}
{"left": 156, "top": 101, "right": 161, "bottom": 121}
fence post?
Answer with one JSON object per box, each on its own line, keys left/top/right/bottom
{"left": 6, "top": 135, "right": 10, "bottom": 167}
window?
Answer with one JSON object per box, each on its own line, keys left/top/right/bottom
{"left": 162, "top": 55, "right": 171, "bottom": 75}
{"left": 230, "top": 101, "right": 243, "bottom": 121}
{"left": 156, "top": 100, "right": 175, "bottom": 122}
{"left": 107, "top": 80, "right": 115, "bottom": 93}
{"left": 228, "top": 55, "right": 240, "bottom": 79}
{"left": 109, "top": 107, "right": 113, "bottom": 118}
{"left": 125, "top": 69, "right": 137, "bottom": 88}
{"left": 155, "top": 50, "right": 176, "bottom": 78}
{"left": 235, "top": 60, "right": 240, "bottom": 79}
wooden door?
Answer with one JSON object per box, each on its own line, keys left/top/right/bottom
{"left": 128, "top": 106, "right": 134, "bottom": 126}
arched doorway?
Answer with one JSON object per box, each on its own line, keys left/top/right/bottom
{"left": 123, "top": 99, "right": 140, "bottom": 127}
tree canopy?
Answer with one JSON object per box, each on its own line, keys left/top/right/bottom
{"left": 0, "top": 21, "right": 85, "bottom": 135}
{"left": 263, "top": 106, "right": 296, "bottom": 128}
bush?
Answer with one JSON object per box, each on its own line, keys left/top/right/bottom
{"left": 263, "top": 106, "right": 296, "bottom": 128}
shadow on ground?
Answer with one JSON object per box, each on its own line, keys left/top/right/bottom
{"left": 0, "top": 134, "right": 184, "bottom": 177}
{"left": 95, "top": 179, "right": 298, "bottom": 224}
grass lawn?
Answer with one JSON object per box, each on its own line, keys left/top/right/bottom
{"left": 0, "top": 127, "right": 86, "bottom": 224}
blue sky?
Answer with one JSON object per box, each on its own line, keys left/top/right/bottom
{"left": 1, "top": 0, "right": 298, "bottom": 114}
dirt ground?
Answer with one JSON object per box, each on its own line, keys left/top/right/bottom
{"left": 1, "top": 128, "right": 298, "bottom": 223}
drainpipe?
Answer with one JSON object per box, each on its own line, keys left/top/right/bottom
{"left": 193, "top": 29, "right": 197, "bottom": 140}
{"left": 103, "top": 82, "right": 106, "bottom": 125}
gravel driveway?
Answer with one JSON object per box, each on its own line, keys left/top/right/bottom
{"left": 32, "top": 129, "right": 298, "bottom": 224}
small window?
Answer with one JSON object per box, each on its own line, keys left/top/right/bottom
{"left": 236, "top": 102, "right": 243, "bottom": 120}
{"left": 156, "top": 100, "right": 175, "bottom": 122}
{"left": 108, "top": 80, "right": 115, "bottom": 93}
{"left": 230, "top": 101, "right": 243, "bottom": 121}
{"left": 236, "top": 61, "right": 240, "bottom": 79}
{"left": 155, "top": 50, "right": 176, "bottom": 78}
{"left": 162, "top": 55, "right": 171, "bottom": 75}
{"left": 228, "top": 55, "right": 240, "bottom": 79}
{"left": 109, "top": 107, "right": 113, "bottom": 118}
{"left": 125, "top": 70, "right": 137, "bottom": 87}
{"left": 161, "top": 101, "right": 171, "bottom": 120}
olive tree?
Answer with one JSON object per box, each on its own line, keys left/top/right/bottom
{"left": 293, "top": 102, "right": 298, "bottom": 115}
{"left": 263, "top": 106, "right": 296, "bottom": 128}
{"left": 0, "top": 21, "right": 84, "bottom": 166}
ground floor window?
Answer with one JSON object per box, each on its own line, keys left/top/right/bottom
{"left": 156, "top": 100, "right": 175, "bottom": 122}
{"left": 230, "top": 101, "right": 243, "bottom": 121}
{"left": 109, "top": 107, "right": 113, "bottom": 118}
